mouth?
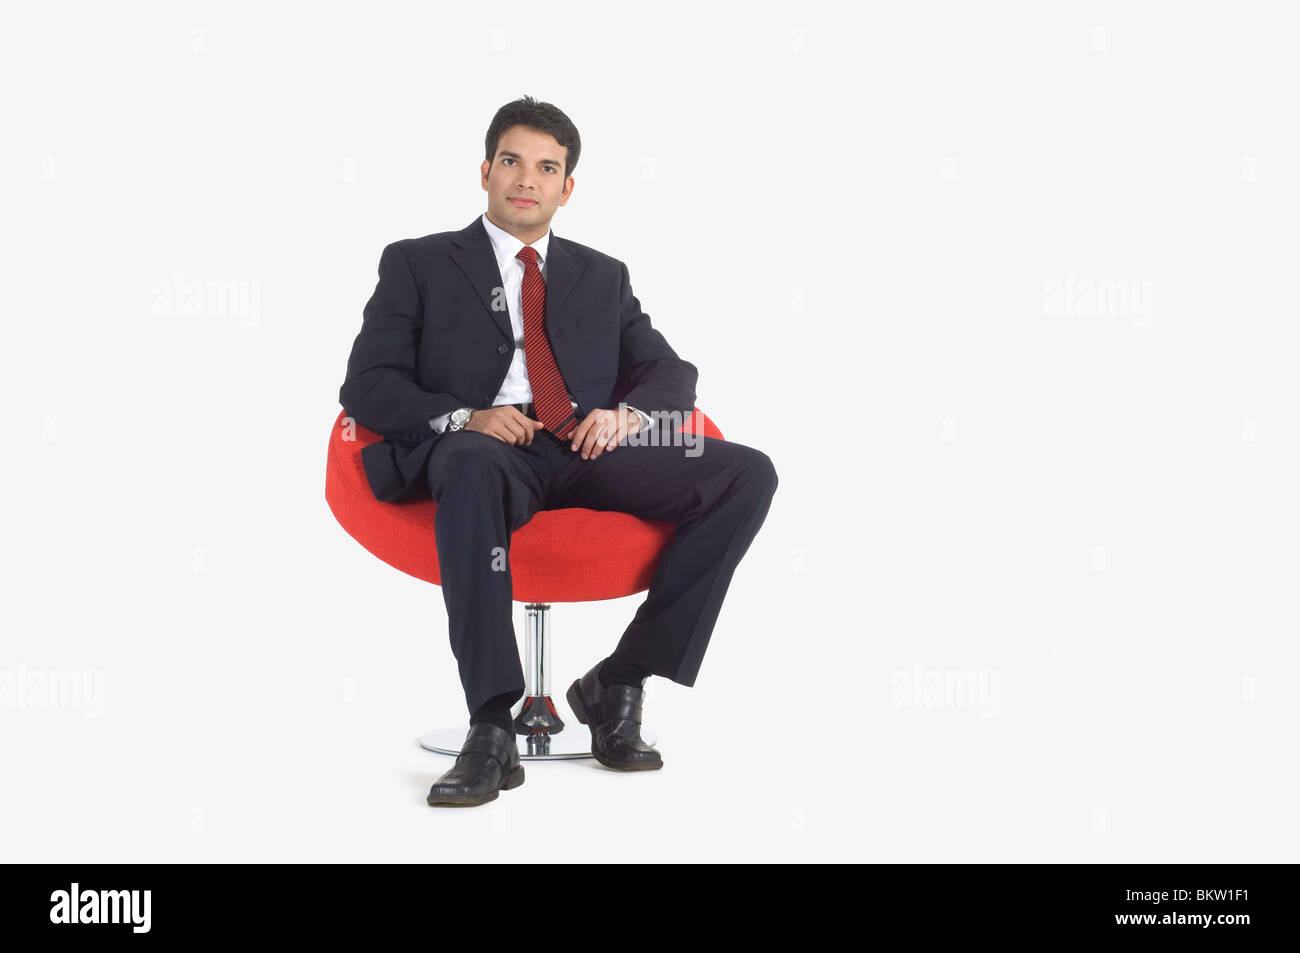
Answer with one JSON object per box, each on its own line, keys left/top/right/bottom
{"left": 509, "top": 197, "right": 538, "bottom": 208}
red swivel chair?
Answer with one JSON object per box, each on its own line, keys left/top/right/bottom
{"left": 325, "top": 407, "right": 724, "bottom": 761}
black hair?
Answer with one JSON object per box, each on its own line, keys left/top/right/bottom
{"left": 484, "top": 95, "right": 581, "bottom": 178}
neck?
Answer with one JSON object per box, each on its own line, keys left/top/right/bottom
{"left": 485, "top": 209, "right": 548, "bottom": 245}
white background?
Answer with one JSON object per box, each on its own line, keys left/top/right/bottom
{"left": 2, "top": 1, "right": 1296, "bottom": 862}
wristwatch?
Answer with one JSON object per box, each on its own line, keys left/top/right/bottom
{"left": 448, "top": 407, "right": 473, "bottom": 432}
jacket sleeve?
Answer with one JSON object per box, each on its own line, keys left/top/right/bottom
{"left": 615, "top": 261, "right": 698, "bottom": 426}
{"left": 338, "top": 242, "right": 466, "bottom": 440}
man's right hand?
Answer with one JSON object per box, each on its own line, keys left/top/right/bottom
{"left": 463, "top": 406, "right": 546, "bottom": 446}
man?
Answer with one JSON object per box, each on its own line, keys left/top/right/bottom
{"left": 339, "top": 96, "right": 778, "bottom": 807}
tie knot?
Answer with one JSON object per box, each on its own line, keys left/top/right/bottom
{"left": 516, "top": 246, "right": 539, "bottom": 267}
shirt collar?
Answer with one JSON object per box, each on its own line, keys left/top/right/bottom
{"left": 481, "top": 211, "right": 551, "bottom": 273}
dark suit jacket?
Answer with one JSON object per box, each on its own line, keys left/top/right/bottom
{"left": 339, "top": 215, "right": 699, "bottom": 502}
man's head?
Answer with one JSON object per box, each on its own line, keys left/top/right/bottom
{"left": 481, "top": 95, "right": 581, "bottom": 242}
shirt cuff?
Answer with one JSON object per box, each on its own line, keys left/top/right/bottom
{"left": 626, "top": 405, "right": 656, "bottom": 431}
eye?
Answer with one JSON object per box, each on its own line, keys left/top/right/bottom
{"left": 501, "top": 157, "right": 557, "bottom": 173}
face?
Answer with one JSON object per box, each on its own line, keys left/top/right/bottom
{"left": 481, "top": 125, "right": 574, "bottom": 243}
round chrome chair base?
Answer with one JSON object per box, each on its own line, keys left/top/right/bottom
{"left": 418, "top": 694, "right": 658, "bottom": 761}
{"left": 417, "top": 606, "right": 656, "bottom": 761}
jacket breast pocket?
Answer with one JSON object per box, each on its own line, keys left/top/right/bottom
{"left": 571, "top": 307, "right": 614, "bottom": 329}
{"left": 571, "top": 308, "right": 619, "bottom": 358}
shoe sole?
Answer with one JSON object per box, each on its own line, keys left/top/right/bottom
{"left": 566, "top": 679, "right": 663, "bottom": 771}
{"left": 426, "top": 764, "right": 525, "bottom": 807}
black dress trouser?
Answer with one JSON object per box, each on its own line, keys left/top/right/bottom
{"left": 424, "top": 421, "right": 779, "bottom": 717}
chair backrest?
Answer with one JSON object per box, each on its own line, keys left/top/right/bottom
{"left": 669, "top": 408, "right": 724, "bottom": 441}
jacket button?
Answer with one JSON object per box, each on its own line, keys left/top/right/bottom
{"left": 497, "top": 343, "right": 510, "bottom": 355}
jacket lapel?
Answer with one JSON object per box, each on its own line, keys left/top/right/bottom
{"left": 448, "top": 214, "right": 588, "bottom": 344}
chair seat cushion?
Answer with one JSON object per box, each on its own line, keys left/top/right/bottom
{"left": 325, "top": 409, "right": 722, "bottom": 602}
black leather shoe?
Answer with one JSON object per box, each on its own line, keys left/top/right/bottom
{"left": 566, "top": 662, "right": 663, "bottom": 771}
{"left": 426, "top": 722, "right": 525, "bottom": 806}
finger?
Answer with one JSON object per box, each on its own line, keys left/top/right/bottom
{"left": 510, "top": 410, "right": 530, "bottom": 443}
{"left": 609, "top": 413, "right": 633, "bottom": 450}
{"left": 584, "top": 420, "right": 612, "bottom": 459}
{"left": 600, "top": 418, "right": 619, "bottom": 452}
{"left": 603, "top": 421, "right": 627, "bottom": 454}
{"left": 580, "top": 424, "right": 603, "bottom": 458}
{"left": 504, "top": 411, "right": 524, "bottom": 444}
{"left": 569, "top": 418, "right": 592, "bottom": 452}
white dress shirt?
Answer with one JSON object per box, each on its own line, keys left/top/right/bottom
{"left": 429, "top": 212, "right": 655, "bottom": 436}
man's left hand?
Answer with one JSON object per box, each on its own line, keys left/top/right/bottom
{"left": 569, "top": 407, "right": 643, "bottom": 460}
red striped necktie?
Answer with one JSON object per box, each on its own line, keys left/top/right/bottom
{"left": 516, "top": 245, "right": 578, "bottom": 441}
